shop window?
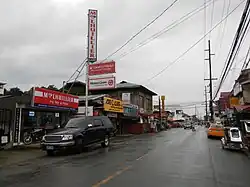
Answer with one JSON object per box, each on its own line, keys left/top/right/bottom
{"left": 139, "top": 95, "right": 144, "bottom": 108}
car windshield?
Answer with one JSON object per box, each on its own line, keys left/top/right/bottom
{"left": 65, "top": 118, "right": 88, "bottom": 128}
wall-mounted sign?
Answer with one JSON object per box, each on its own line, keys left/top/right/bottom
{"left": 13, "top": 108, "right": 22, "bottom": 145}
{"left": 88, "top": 9, "right": 98, "bottom": 63}
{"left": 33, "top": 87, "right": 79, "bottom": 110}
{"left": 88, "top": 77, "right": 116, "bottom": 90}
{"left": 88, "top": 61, "right": 115, "bottom": 76}
{"left": 78, "top": 106, "right": 94, "bottom": 116}
{"left": 29, "top": 111, "right": 35, "bottom": 117}
{"left": 122, "top": 93, "right": 131, "bottom": 104}
{"left": 123, "top": 105, "right": 138, "bottom": 117}
{"left": 103, "top": 97, "right": 123, "bottom": 113}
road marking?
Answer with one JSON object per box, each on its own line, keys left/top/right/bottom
{"left": 136, "top": 152, "right": 150, "bottom": 160}
{"left": 92, "top": 166, "right": 131, "bottom": 187}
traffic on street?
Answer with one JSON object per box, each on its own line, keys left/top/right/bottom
{"left": 1, "top": 126, "right": 250, "bottom": 187}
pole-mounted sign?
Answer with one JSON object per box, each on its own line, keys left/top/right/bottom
{"left": 88, "top": 9, "right": 98, "bottom": 63}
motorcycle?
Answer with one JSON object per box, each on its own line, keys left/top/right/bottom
{"left": 23, "top": 128, "right": 46, "bottom": 145}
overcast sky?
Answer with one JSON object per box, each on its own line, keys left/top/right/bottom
{"left": 0, "top": 0, "right": 248, "bottom": 115}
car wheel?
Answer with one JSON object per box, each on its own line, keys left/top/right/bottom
{"left": 75, "top": 137, "right": 83, "bottom": 154}
{"left": 207, "top": 135, "right": 211, "bottom": 139}
{"left": 101, "top": 135, "right": 110, "bottom": 148}
{"left": 47, "top": 150, "right": 54, "bottom": 156}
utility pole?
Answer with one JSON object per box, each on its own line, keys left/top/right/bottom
{"left": 204, "top": 40, "right": 217, "bottom": 122}
{"left": 204, "top": 86, "right": 208, "bottom": 121}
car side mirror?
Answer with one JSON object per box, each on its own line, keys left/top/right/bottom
{"left": 87, "top": 124, "right": 93, "bottom": 128}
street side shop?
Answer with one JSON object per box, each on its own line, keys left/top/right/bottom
{"left": 0, "top": 87, "right": 79, "bottom": 147}
{"left": 121, "top": 104, "right": 140, "bottom": 134}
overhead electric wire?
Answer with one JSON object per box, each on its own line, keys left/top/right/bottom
{"left": 142, "top": 0, "right": 245, "bottom": 85}
{"left": 66, "top": 58, "right": 87, "bottom": 83}
{"left": 213, "top": 0, "right": 250, "bottom": 99}
{"left": 116, "top": 0, "right": 216, "bottom": 60}
{"left": 100, "top": 0, "right": 179, "bottom": 63}
{"left": 242, "top": 45, "right": 250, "bottom": 69}
{"left": 209, "top": 0, "right": 216, "bottom": 39}
{"left": 66, "top": 61, "right": 86, "bottom": 94}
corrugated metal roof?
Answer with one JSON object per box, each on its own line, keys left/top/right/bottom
{"left": 78, "top": 94, "right": 107, "bottom": 101}
{"left": 116, "top": 81, "right": 140, "bottom": 89}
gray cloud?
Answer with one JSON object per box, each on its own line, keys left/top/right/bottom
{"left": 0, "top": 0, "right": 247, "bottom": 115}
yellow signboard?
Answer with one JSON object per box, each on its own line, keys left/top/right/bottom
{"left": 161, "top": 95, "right": 165, "bottom": 100}
{"left": 103, "top": 97, "right": 123, "bottom": 113}
{"left": 229, "top": 97, "right": 239, "bottom": 108}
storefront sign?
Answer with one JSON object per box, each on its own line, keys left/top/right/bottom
{"left": 122, "top": 93, "right": 131, "bottom": 104}
{"left": 88, "top": 9, "right": 98, "bottom": 63}
{"left": 123, "top": 104, "right": 138, "bottom": 117}
{"left": 229, "top": 97, "right": 240, "bottom": 108}
{"left": 103, "top": 97, "right": 123, "bottom": 113}
{"left": 33, "top": 87, "right": 79, "bottom": 110}
{"left": 13, "top": 108, "right": 22, "bottom": 145}
{"left": 78, "top": 106, "right": 94, "bottom": 116}
{"left": 88, "top": 77, "right": 116, "bottom": 90}
{"left": 88, "top": 61, "right": 116, "bottom": 76}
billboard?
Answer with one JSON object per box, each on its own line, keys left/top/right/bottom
{"left": 88, "top": 9, "right": 98, "bottom": 63}
{"left": 88, "top": 61, "right": 115, "bottom": 76}
{"left": 88, "top": 77, "right": 115, "bottom": 90}
{"left": 33, "top": 87, "right": 79, "bottom": 110}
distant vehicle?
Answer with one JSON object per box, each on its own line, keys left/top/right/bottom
{"left": 221, "top": 127, "right": 243, "bottom": 150}
{"left": 41, "top": 116, "right": 115, "bottom": 156}
{"left": 184, "top": 123, "right": 192, "bottom": 129}
{"left": 207, "top": 123, "right": 224, "bottom": 138}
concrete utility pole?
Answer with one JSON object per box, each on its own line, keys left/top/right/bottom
{"left": 204, "top": 40, "right": 217, "bottom": 122}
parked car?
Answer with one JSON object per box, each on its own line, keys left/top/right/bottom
{"left": 41, "top": 116, "right": 115, "bottom": 156}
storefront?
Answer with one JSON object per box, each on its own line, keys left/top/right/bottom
{"left": 103, "top": 97, "right": 124, "bottom": 134}
{"left": 121, "top": 104, "right": 139, "bottom": 134}
{"left": 1, "top": 87, "right": 79, "bottom": 147}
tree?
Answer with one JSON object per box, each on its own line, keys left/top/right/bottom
{"left": 5, "top": 87, "right": 23, "bottom": 96}
{"left": 46, "top": 85, "right": 59, "bottom": 91}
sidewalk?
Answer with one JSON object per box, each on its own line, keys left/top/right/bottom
{"left": 0, "top": 134, "right": 136, "bottom": 168}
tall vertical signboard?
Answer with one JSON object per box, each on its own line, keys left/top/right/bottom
{"left": 86, "top": 9, "right": 98, "bottom": 116}
{"left": 88, "top": 9, "right": 98, "bottom": 63}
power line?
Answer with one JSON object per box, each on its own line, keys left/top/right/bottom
{"left": 100, "top": 0, "right": 179, "bottom": 62}
{"left": 213, "top": 0, "right": 250, "bottom": 99}
{"left": 66, "top": 58, "right": 87, "bottom": 83}
{"left": 116, "top": 0, "right": 216, "bottom": 60}
{"left": 142, "top": 0, "right": 245, "bottom": 84}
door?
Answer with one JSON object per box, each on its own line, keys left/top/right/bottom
{"left": 0, "top": 109, "right": 12, "bottom": 147}
{"left": 84, "top": 121, "right": 96, "bottom": 144}
{"left": 93, "top": 119, "right": 105, "bottom": 141}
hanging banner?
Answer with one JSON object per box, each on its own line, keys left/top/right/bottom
{"left": 88, "top": 9, "right": 98, "bottom": 63}
{"left": 88, "top": 61, "right": 116, "bottom": 76}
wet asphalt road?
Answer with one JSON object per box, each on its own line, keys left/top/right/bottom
{"left": 1, "top": 126, "right": 250, "bottom": 187}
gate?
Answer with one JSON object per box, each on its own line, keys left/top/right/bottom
{"left": 0, "top": 108, "right": 12, "bottom": 147}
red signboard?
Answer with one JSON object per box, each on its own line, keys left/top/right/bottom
{"left": 33, "top": 87, "right": 79, "bottom": 109}
{"left": 88, "top": 61, "right": 116, "bottom": 76}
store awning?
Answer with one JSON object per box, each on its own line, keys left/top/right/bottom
{"left": 234, "top": 105, "right": 250, "bottom": 112}
{"left": 78, "top": 94, "right": 107, "bottom": 102}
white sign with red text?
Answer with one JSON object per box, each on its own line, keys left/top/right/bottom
{"left": 88, "top": 77, "right": 115, "bottom": 90}
{"left": 88, "top": 9, "right": 97, "bottom": 63}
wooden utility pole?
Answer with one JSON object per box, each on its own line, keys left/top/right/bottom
{"left": 205, "top": 86, "right": 208, "bottom": 121}
{"left": 204, "top": 40, "right": 217, "bottom": 122}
